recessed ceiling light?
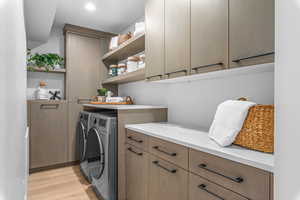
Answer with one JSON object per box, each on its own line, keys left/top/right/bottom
{"left": 85, "top": 2, "right": 96, "bottom": 11}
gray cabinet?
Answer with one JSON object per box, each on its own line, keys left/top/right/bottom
{"left": 145, "top": 0, "right": 165, "bottom": 81}
{"left": 164, "top": 0, "right": 190, "bottom": 79}
{"left": 29, "top": 101, "right": 68, "bottom": 169}
{"left": 148, "top": 155, "right": 188, "bottom": 200}
{"left": 191, "top": 0, "right": 228, "bottom": 74}
{"left": 125, "top": 145, "right": 149, "bottom": 200}
{"left": 229, "top": 0, "right": 275, "bottom": 68}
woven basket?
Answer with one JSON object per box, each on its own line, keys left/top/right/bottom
{"left": 118, "top": 33, "right": 132, "bottom": 46}
{"left": 234, "top": 103, "right": 274, "bottom": 153}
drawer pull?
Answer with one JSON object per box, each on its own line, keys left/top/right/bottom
{"left": 165, "top": 69, "right": 188, "bottom": 75}
{"left": 232, "top": 52, "right": 275, "bottom": 63}
{"left": 127, "top": 136, "right": 143, "bottom": 143}
{"left": 192, "top": 62, "right": 223, "bottom": 70}
{"left": 198, "top": 164, "right": 244, "bottom": 183}
{"left": 127, "top": 147, "right": 143, "bottom": 156}
{"left": 77, "top": 98, "right": 92, "bottom": 104}
{"left": 40, "top": 104, "right": 59, "bottom": 109}
{"left": 147, "top": 75, "right": 163, "bottom": 80}
{"left": 153, "top": 146, "right": 177, "bottom": 157}
{"left": 198, "top": 184, "right": 225, "bottom": 200}
{"left": 152, "top": 160, "right": 177, "bottom": 174}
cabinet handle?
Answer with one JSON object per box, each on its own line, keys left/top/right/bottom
{"left": 153, "top": 146, "right": 177, "bottom": 157}
{"left": 152, "top": 160, "right": 177, "bottom": 174}
{"left": 198, "top": 164, "right": 244, "bottom": 183}
{"left": 40, "top": 104, "right": 59, "bottom": 109}
{"left": 232, "top": 52, "right": 275, "bottom": 63}
{"left": 77, "top": 98, "right": 92, "bottom": 104}
{"left": 127, "top": 147, "right": 143, "bottom": 156}
{"left": 146, "top": 75, "right": 163, "bottom": 80}
{"left": 192, "top": 62, "right": 223, "bottom": 70}
{"left": 198, "top": 184, "right": 225, "bottom": 200}
{"left": 165, "top": 69, "right": 188, "bottom": 75}
{"left": 127, "top": 136, "right": 143, "bottom": 143}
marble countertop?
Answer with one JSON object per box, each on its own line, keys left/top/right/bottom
{"left": 83, "top": 104, "right": 167, "bottom": 110}
{"left": 125, "top": 123, "right": 274, "bottom": 172}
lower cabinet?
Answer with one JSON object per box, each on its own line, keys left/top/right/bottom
{"left": 29, "top": 101, "right": 68, "bottom": 169}
{"left": 148, "top": 155, "right": 188, "bottom": 200}
{"left": 126, "top": 144, "right": 149, "bottom": 200}
{"left": 125, "top": 128, "right": 273, "bottom": 200}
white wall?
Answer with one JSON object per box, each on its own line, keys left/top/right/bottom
{"left": 0, "top": 0, "right": 27, "bottom": 199}
{"left": 119, "top": 67, "right": 274, "bottom": 130}
{"left": 27, "top": 27, "right": 65, "bottom": 99}
{"left": 275, "top": 0, "right": 300, "bottom": 199}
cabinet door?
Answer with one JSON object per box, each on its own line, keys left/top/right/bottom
{"left": 67, "top": 101, "right": 83, "bottom": 162}
{"left": 126, "top": 145, "right": 148, "bottom": 200}
{"left": 148, "top": 155, "right": 188, "bottom": 200}
{"left": 229, "top": 0, "right": 275, "bottom": 68}
{"left": 191, "top": 0, "right": 228, "bottom": 74}
{"left": 30, "top": 102, "right": 68, "bottom": 169}
{"left": 165, "top": 0, "right": 190, "bottom": 78}
{"left": 66, "top": 33, "right": 102, "bottom": 102}
{"left": 145, "top": 0, "right": 165, "bottom": 81}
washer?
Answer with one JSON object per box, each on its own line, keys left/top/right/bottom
{"left": 76, "top": 111, "right": 93, "bottom": 181}
{"left": 86, "top": 113, "right": 118, "bottom": 200}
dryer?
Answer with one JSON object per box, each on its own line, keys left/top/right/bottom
{"left": 86, "top": 113, "right": 117, "bottom": 200}
{"left": 76, "top": 111, "right": 93, "bottom": 181}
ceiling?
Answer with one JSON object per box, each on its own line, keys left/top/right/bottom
{"left": 25, "top": 0, "right": 145, "bottom": 48}
{"left": 54, "top": 0, "right": 145, "bottom": 33}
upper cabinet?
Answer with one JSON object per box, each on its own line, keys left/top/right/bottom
{"left": 145, "top": 0, "right": 274, "bottom": 80}
{"left": 229, "top": 0, "right": 275, "bottom": 68}
{"left": 191, "top": 0, "right": 228, "bottom": 74}
{"left": 145, "top": 0, "right": 165, "bottom": 81}
{"left": 164, "top": 0, "right": 191, "bottom": 79}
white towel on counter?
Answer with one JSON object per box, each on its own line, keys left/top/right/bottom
{"left": 209, "top": 100, "right": 256, "bottom": 147}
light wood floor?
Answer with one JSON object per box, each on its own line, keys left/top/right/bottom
{"left": 28, "top": 165, "right": 99, "bottom": 200}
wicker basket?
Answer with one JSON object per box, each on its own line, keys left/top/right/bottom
{"left": 118, "top": 33, "right": 132, "bottom": 46}
{"left": 234, "top": 101, "right": 274, "bottom": 153}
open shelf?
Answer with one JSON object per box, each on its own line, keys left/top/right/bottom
{"left": 27, "top": 67, "right": 66, "bottom": 74}
{"left": 102, "top": 68, "right": 145, "bottom": 84}
{"left": 102, "top": 33, "right": 145, "bottom": 64}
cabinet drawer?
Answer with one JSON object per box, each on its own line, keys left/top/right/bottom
{"left": 189, "top": 173, "right": 248, "bottom": 200}
{"left": 189, "top": 149, "right": 270, "bottom": 200}
{"left": 126, "top": 129, "right": 149, "bottom": 150}
{"left": 149, "top": 137, "right": 188, "bottom": 169}
{"left": 149, "top": 155, "right": 188, "bottom": 200}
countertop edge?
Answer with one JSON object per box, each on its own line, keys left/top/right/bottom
{"left": 125, "top": 125, "right": 274, "bottom": 173}
{"left": 83, "top": 104, "right": 168, "bottom": 110}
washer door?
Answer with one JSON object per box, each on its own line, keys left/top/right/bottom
{"left": 76, "top": 121, "right": 86, "bottom": 162}
{"left": 87, "top": 127, "right": 105, "bottom": 180}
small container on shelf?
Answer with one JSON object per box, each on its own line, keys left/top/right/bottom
{"left": 138, "top": 54, "right": 146, "bottom": 68}
{"left": 126, "top": 56, "right": 140, "bottom": 73}
{"left": 109, "top": 64, "right": 118, "bottom": 77}
{"left": 118, "top": 63, "right": 127, "bottom": 75}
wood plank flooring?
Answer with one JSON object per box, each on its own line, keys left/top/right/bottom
{"left": 28, "top": 165, "right": 99, "bottom": 200}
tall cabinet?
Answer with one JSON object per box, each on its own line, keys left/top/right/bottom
{"left": 64, "top": 25, "right": 115, "bottom": 162}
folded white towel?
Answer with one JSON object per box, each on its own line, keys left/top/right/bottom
{"left": 209, "top": 100, "right": 256, "bottom": 147}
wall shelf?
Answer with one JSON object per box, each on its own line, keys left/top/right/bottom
{"left": 102, "top": 33, "right": 145, "bottom": 64}
{"left": 27, "top": 67, "right": 66, "bottom": 74}
{"left": 103, "top": 68, "right": 145, "bottom": 85}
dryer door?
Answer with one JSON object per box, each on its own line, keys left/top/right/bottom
{"left": 76, "top": 121, "right": 86, "bottom": 162}
{"left": 87, "top": 127, "right": 105, "bottom": 180}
